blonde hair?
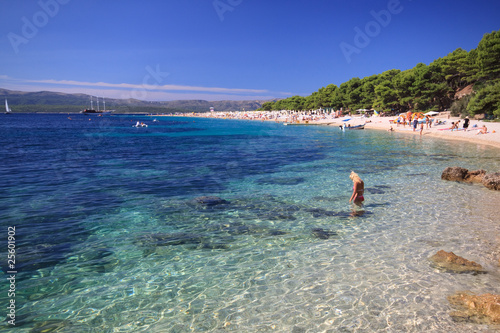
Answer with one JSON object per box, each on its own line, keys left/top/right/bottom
{"left": 350, "top": 171, "right": 362, "bottom": 182}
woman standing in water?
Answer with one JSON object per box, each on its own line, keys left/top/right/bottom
{"left": 349, "top": 171, "right": 364, "bottom": 206}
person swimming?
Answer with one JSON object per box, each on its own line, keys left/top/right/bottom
{"left": 349, "top": 171, "right": 364, "bottom": 207}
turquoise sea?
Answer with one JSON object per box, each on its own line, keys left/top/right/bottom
{"left": 1, "top": 114, "right": 500, "bottom": 332}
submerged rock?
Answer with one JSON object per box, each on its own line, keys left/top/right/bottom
{"left": 135, "top": 232, "right": 232, "bottom": 255}
{"left": 205, "top": 222, "right": 260, "bottom": 235}
{"left": 268, "top": 229, "right": 287, "bottom": 236}
{"left": 135, "top": 232, "right": 205, "bottom": 247}
{"left": 304, "top": 208, "right": 338, "bottom": 218}
{"left": 311, "top": 228, "right": 337, "bottom": 239}
{"left": 255, "top": 210, "right": 296, "bottom": 221}
{"left": 195, "top": 242, "right": 229, "bottom": 250}
{"left": 69, "top": 247, "right": 117, "bottom": 273}
{"left": 429, "top": 250, "right": 486, "bottom": 274}
{"left": 482, "top": 172, "right": 500, "bottom": 191}
{"left": 31, "top": 320, "right": 75, "bottom": 333}
{"left": 365, "top": 187, "right": 385, "bottom": 194}
{"left": 256, "top": 177, "right": 305, "bottom": 186}
{"left": 448, "top": 291, "right": 500, "bottom": 324}
{"left": 193, "top": 196, "right": 229, "bottom": 206}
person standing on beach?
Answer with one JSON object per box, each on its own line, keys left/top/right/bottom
{"left": 349, "top": 171, "right": 364, "bottom": 207}
{"left": 413, "top": 116, "right": 418, "bottom": 131}
{"left": 463, "top": 116, "right": 470, "bottom": 130}
{"left": 420, "top": 120, "right": 424, "bottom": 136}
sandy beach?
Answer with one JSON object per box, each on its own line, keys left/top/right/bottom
{"left": 344, "top": 114, "right": 500, "bottom": 150}
{"left": 274, "top": 113, "right": 500, "bottom": 150}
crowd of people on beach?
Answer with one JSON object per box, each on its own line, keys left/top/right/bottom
{"left": 165, "top": 109, "right": 496, "bottom": 139}
{"left": 185, "top": 110, "right": 349, "bottom": 123}
{"left": 167, "top": 109, "right": 495, "bottom": 135}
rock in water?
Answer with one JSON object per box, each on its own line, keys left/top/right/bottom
{"left": 441, "top": 167, "right": 497, "bottom": 189}
{"left": 441, "top": 167, "right": 469, "bottom": 181}
{"left": 465, "top": 169, "right": 486, "bottom": 183}
{"left": 448, "top": 291, "right": 500, "bottom": 324}
{"left": 429, "top": 250, "right": 486, "bottom": 274}
{"left": 482, "top": 172, "right": 500, "bottom": 191}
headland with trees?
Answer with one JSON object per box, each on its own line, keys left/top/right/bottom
{"left": 259, "top": 30, "right": 500, "bottom": 119}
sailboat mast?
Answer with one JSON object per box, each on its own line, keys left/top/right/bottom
{"left": 5, "top": 99, "right": 11, "bottom": 113}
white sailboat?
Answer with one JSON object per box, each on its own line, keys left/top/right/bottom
{"left": 5, "top": 99, "right": 12, "bottom": 114}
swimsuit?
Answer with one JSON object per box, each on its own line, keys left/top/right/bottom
{"left": 353, "top": 186, "right": 364, "bottom": 201}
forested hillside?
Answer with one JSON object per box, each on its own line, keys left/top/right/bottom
{"left": 260, "top": 30, "right": 500, "bottom": 118}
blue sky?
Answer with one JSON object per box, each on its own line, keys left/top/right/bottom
{"left": 1, "top": 0, "right": 499, "bottom": 101}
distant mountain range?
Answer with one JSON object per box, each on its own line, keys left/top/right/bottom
{"left": 0, "top": 88, "right": 276, "bottom": 113}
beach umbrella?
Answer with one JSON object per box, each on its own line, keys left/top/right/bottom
{"left": 424, "top": 111, "right": 439, "bottom": 116}
{"left": 412, "top": 112, "right": 424, "bottom": 119}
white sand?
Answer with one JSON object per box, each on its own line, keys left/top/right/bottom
{"left": 303, "top": 115, "right": 500, "bottom": 150}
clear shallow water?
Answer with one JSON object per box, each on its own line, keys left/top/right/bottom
{"left": 1, "top": 114, "right": 500, "bottom": 332}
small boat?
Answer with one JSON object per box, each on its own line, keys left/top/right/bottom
{"left": 133, "top": 121, "right": 148, "bottom": 128}
{"left": 5, "top": 99, "right": 12, "bottom": 114}
{"left": 341, "top": 123, "right": 365, "bottom": 130}
{"left": 347, "top": 124, "right": 365, "bottom": 130}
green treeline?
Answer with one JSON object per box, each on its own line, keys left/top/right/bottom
{"left": 259, "top": 30, "right": 500, "bottom": 118}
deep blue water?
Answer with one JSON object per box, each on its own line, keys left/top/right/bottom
{"left": 1, "top": 114, "right": 500, "bottom": 332}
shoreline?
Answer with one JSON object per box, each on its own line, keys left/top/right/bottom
{"left": 174, "top": 112, "right": 500, "bottom": 150}
{"left": 354, "top": 116, "right": 500, "bottom": 150}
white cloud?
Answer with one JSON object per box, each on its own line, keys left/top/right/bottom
{"left": 26, "top": 78, "right": 270, "bottom": 94}
{"left": 0, "top": 75, "right": 291, "bottom": 100}
{"left": 1, "top": 81, "right": 284, "bottom": 101}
